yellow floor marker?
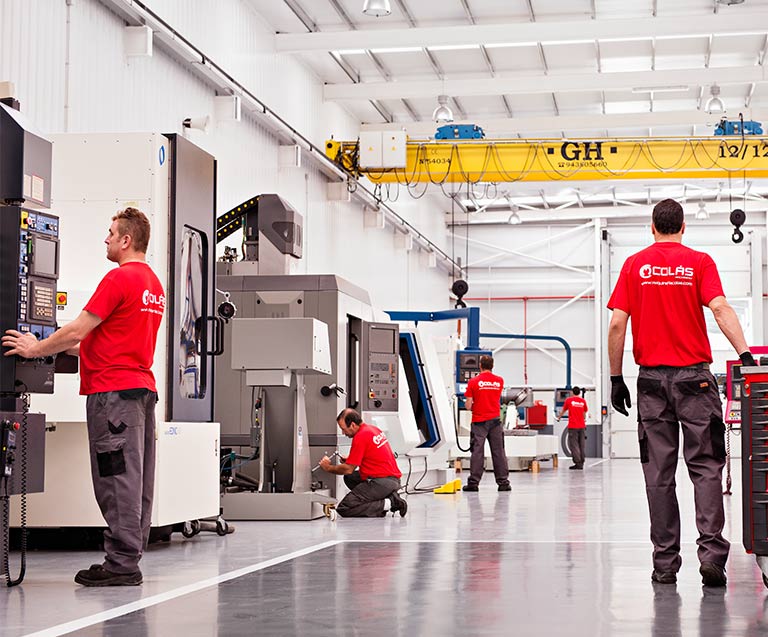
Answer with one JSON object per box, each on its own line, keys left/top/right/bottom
{"left": 433, "top": 479, "right": 461, "bottom": 494}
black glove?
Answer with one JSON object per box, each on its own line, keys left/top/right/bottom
{"left": 739, "top": 351, "right": 757, "bottom": 367}
{"left": 611, "top": 375, "right": 632, "bottom": 416}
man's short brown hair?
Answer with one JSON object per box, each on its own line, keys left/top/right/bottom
{"left": 652, "top": 199, "right": 684, "bottom": 235}
{"left": 479, "top": 355, "right": 494, "bottom": 371}
{"left": 113, "top": 207, "right": 151, "bottom": 254}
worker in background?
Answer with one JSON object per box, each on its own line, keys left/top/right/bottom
{"left": 3, "top": 208, "right": 164, "bottom": 587}
{"left": 319, "top": 408, "right": 407, "bottom": 518}
{"left": 556, "top": 386, "right": 588, "bottom": 470}
{"left": 462, "top": 355, "right": 511, "bottom": 492}
{"left": 607, "top": 198, "right": 754, "bottom": 588}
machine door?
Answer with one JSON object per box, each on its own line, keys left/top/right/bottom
{"left": 166, "top": 134, "right": 220, "bottom": 422}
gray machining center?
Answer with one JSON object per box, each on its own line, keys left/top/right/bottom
{"left": 11, "top": 132, "right": 223, "bottom": 536}
{"left": 215, "top": 194, "right": 401, "bottom": 520}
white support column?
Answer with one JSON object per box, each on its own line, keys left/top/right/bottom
{"left": 751, "top": 230, "right": 765, "bottom": 345}
{"left": 599, "top": 222, "right": 613, "bottom": 459}
{"left": 594, "top": 218, "right": 605, "bottom": 458}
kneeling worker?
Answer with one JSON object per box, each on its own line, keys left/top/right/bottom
{"left": 319, "top": 408, "right": 407, "bottom": 518}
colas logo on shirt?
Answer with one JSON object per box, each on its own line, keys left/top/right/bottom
{"left": 142, "top": 289, "right": 166, "bottom": 309}
{"left": 372, "top": 432, "right": 388, "bottom": 448}
{"left": 639, "top": 264, "right": 693, "bottom": 279}
{"left": 478, "top": 380, "right": 501, "bottom": 388}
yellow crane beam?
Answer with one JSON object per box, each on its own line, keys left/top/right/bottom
{"left": 325, "top": 137, "right": 768, "bottom": 184}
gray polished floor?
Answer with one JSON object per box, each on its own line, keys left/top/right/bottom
{"left": 3, "top": 459, "right": 768, "bottom": 636}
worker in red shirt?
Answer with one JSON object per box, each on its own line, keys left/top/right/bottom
{"left": 319, "top": 408, "right": 407, "bottom": 517}
{"left": 607, "top": 198, "right": 753, "bottom": 588}
{"left": 462, "top": 355, "right": 511, "bottom": 492}
{"left": 556, "top": 386, "right": 588, "bottom": 470}
{"left": 3, "top": 208, "right": 164, "bottom": 587}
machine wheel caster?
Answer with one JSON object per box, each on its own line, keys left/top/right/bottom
{"left": 182, "top": 520, "right": 201, "bottom": 538}
{"left": 215, "top": 517, "right": 233, "bottom": 536}
{"left": 756, "top": 555, "right": 768, "bottom": 589}
{"left": 530, "top": 460, "right": 540, "bottom": 473}
{"left": 323, "top": 503, "right": 337, "bottom": 521}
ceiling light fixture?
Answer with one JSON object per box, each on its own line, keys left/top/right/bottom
{"left": 432, "top": 95, "right": 454, "bottom": 124}
{"left": 631, "top": 85, "right": 689, "bottom": 94}
{"left": 705, "top": 84, "right": 725, "bottom": 115}
{"left": 695, "top": 200, "right": 710, "bottom": 221}
{"left": 362, "top": 0, "right": 391, "bottom": 17}
{"left": 717, "top": 0, "right": 745, "bottom": 5}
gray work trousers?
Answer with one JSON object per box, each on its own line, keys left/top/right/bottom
{"left": 86, "top": 390, "right": 157, "bottom": 574}
{"left": 636, "top": 366, "right": 729, "bottom": 573}
{"left": 467, "top": 418, "right": 510, "bottom": 487}
{"left": 568, "top": 428, "right": 586, "bottom": 468}
{"left": 337, "top": 471, "right": 401, "bottom": 518}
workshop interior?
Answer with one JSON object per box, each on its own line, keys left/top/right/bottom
{"left": 3, "top": 0, "right": 768, "bottom": 635}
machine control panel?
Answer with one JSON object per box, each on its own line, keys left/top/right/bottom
{"left": 455, "top": 349, "right": 492, "bottom": 384}
{"left": 0, "top": 418, "right": 18, "bottom": 478}
{"left": 0, "top": 207, "right": 60, "bottom": 393}
{"left": 361, "top": 322, "right": 399, "bottom": 411}
{"left": 554, "top": 388, "right": 571, "bottom": 417}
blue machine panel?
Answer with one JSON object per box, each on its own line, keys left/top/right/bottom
{"left": 400, "top": 333, "right": 441, "bottom": 448}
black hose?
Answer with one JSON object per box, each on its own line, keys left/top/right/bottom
{"left": 4, "top": 392, "right": 29, "bottom": 587}
{"left": 454, "top": 400, "right": 471, "bottom": 453}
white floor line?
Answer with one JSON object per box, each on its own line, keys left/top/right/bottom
{"left": 587, "top": 459, "right": 609, "bottom": 468}
{"left": 344, "top": 539, "right": 697, "bottom": 545}
{"left": 24, "top": 540, "right": 340, "bottom": 637}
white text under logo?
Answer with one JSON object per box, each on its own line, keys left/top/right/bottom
{"left": 639, "top": 264, "right": 693, "bottom": 279}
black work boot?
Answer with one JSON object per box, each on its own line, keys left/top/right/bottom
{"left": 651, "top": 570, "right": 677, "bottom": 584}
{"left": 462, "top": 484, "right": 479, "bottom": 492}
{"left": 75, "top": 564, "right": 143, "bottom": 587}
{"left": 389, "top": 491, "right": 408, "bottom": 517}
{"left": 700, "top": 562, "right": 727, "bottom": 587}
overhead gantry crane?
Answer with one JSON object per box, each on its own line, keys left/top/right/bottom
{"left": 325, "top": 136, "right": 768, "bottom": 183}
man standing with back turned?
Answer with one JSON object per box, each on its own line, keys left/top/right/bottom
{"left": 462, "top": 355, "right": 511, "bottom": 492}
{"left": 607, "top": 198, "right": 753, "bottom": 587}
{"left": 557, "top": 386, "right": 588, "bottom": 471}
{"left": 3, "top": 208, "right": 164, "bottom": 587}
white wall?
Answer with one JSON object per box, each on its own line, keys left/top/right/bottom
{"left": 452, "top": 212, "right": 766, "bottom": 458}
{"left": 0, "top": 0, "right": 451, "bottom": 312}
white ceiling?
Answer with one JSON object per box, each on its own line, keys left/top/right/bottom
{"left": 246, "top": 0, "right": 768, "bottom": 219}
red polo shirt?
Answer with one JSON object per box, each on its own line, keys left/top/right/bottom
{"left": 465, "top": 370, "right": 504, "bottom": 422}
{"left": 607, "top": 241, "right": 723, "bottom": 367}
{"left": 345, "top": 423, "right": 401, "bottom": 480}
{"left": 561, "top": 396, "right": 588, "bottom": 429}
{"left": 80, "top": 262, "right": 165, "bottom": 394}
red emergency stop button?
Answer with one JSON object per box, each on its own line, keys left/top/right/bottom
{"left": 56, "top": 292, "right": 68, "bottom": 305}
{"left": 13, "top": 422, "right": 20, "bottom": 430}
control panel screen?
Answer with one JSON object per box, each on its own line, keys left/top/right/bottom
{"left": 369, "top": 327, "right": 396, "bottom": 354}
{"left": 31, "top": 236, "right": 58, "bottom": 278}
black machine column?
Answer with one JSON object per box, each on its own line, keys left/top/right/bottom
{"left": 0, "top": 99, "right": 55, "bottom": 585}
{"left": 739, "top": 367, "right": 768, "bottom": 559}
